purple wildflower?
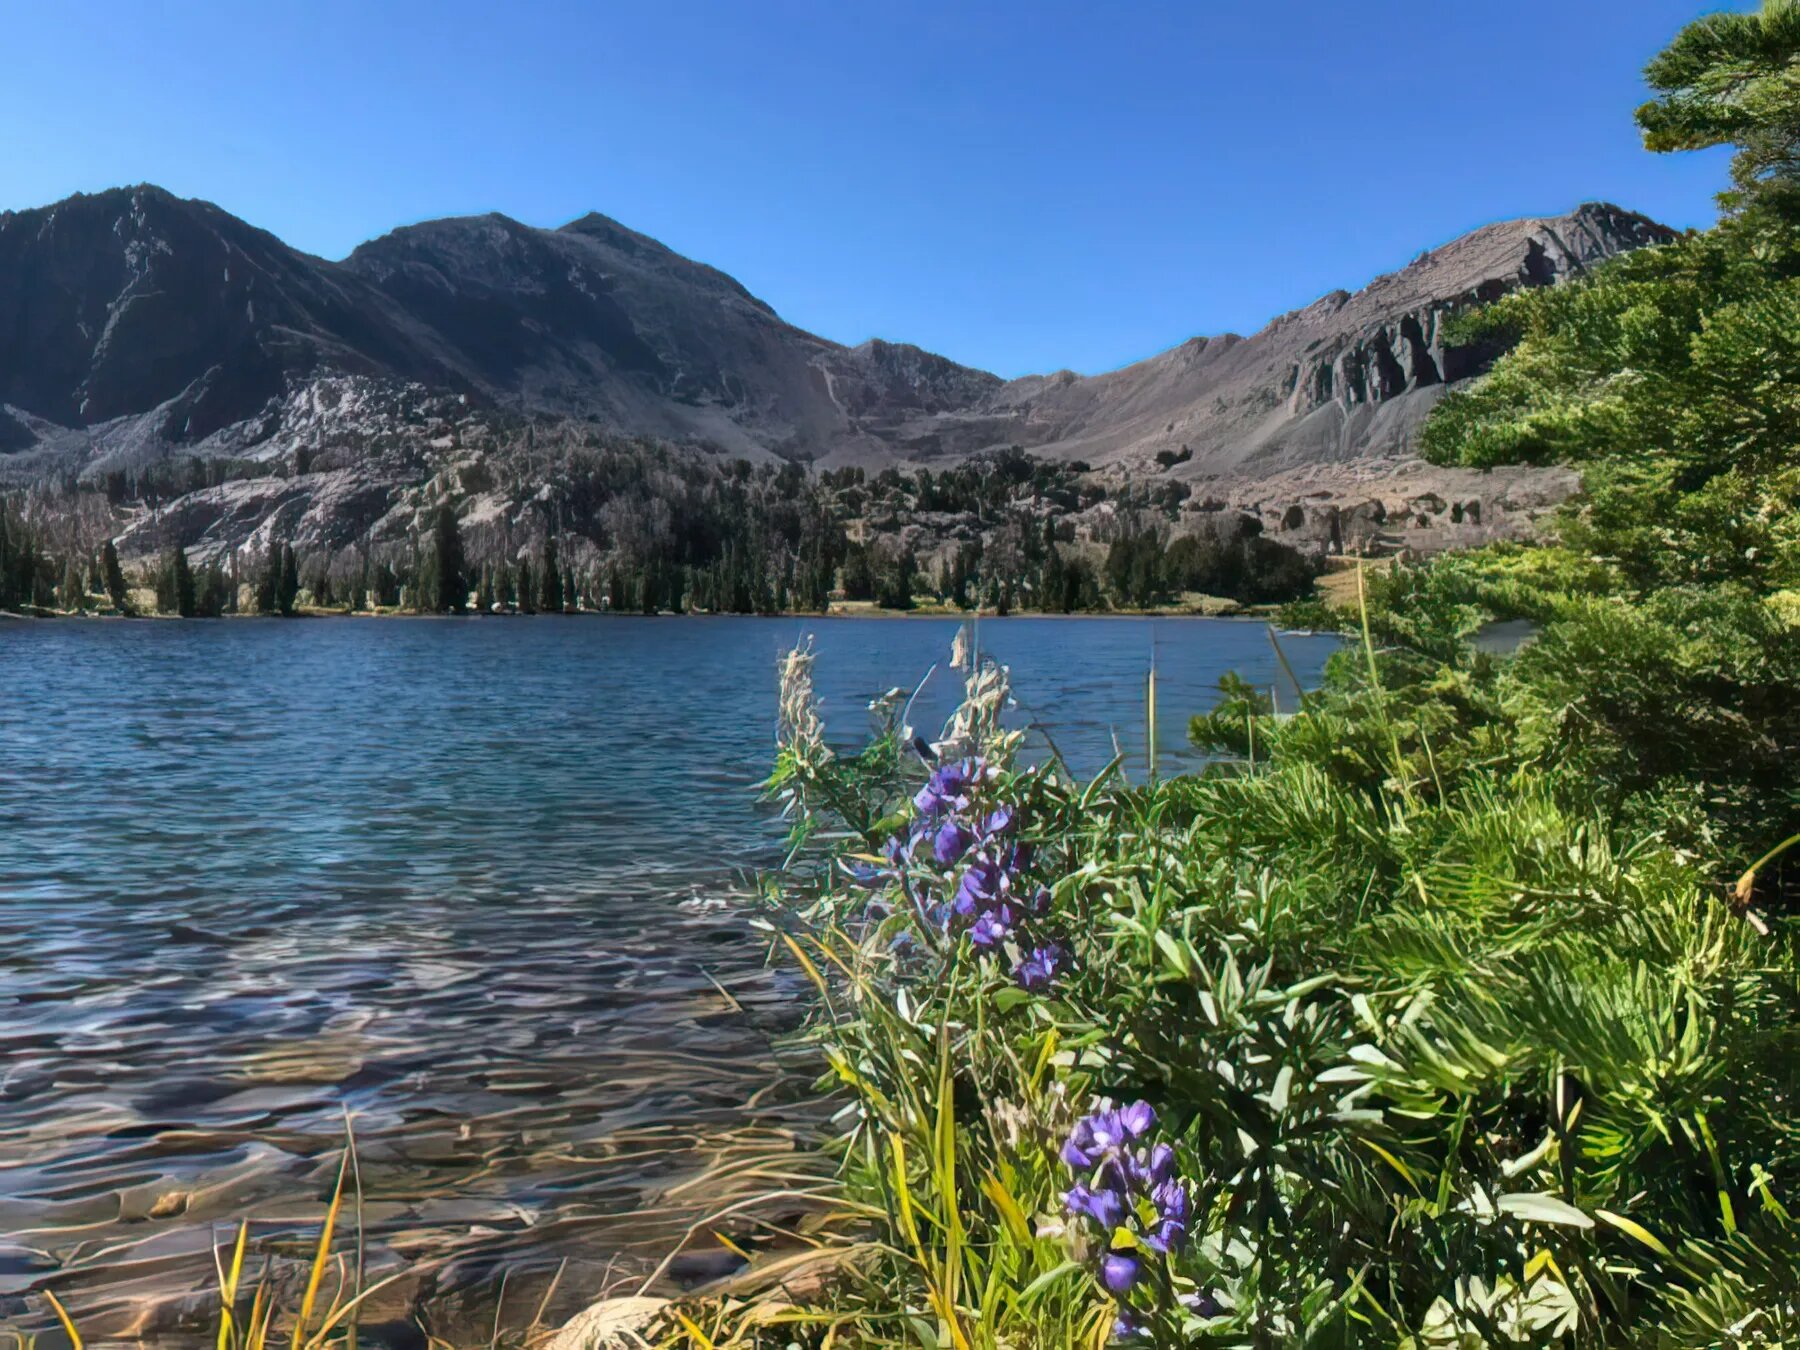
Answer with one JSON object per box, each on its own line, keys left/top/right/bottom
{"left": 968, "top": 903, "right": 1016, "bottom": 949}
{"left": 933, "top": 819, "right": 975, "bottom": 864}
{"left": 1099, "top": 1251, "right": 1141, "bottom": 1295}
{"left": 1015, "top": 943, "right": 1065, "bottom": 991}
{"left": 1063, "top": 1101, "right": 1195, "bottom": 1330}
{"left": 1118, "top": 1100, "right": 1156, "bottom": 1140}
{"left": 1065, "top": 1182, "right": 1126, "bottom": 1230}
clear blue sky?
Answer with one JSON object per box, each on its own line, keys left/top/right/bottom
{"left": 0, "top": 1, "right": 1740, "bottom": 378}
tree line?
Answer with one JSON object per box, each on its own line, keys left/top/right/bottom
{"left": 3, "top": 447, "right": 1322, "bottom": 617}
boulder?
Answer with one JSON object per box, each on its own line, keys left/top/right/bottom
{"left": 544, "top": 1296, "right": 670, "bottom": 1350}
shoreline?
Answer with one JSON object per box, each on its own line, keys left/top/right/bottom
{"left": 0, "top": 601, "right": 1282, "bottom": 623}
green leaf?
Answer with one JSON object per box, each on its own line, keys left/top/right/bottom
{"left": 1496, "top": 1193, "right": 1594, "bottom": 1229}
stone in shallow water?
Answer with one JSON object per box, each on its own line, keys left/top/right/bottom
{"left": 544, "top": 1296, "right": 669, "bottom": 1350}
{"left": 0, "top": 1242, "right": 57, "bottom": 1280}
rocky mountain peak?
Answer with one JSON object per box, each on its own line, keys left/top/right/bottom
{"left": 0, "top": 188, "right": 1676, "bottom": 509}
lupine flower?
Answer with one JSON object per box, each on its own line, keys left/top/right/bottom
{"left": 1063, "top": 1101, "right": 1196, "bottom": 1340}
{"left": 1066, "top": 1181, "right": 1126, "bottom": 1229}
{"left": 913, "top": 758, "right": 978, "bottom": 816}
{"left": 890, "top": 754, "right": 1069, "bottom": 990}
{"left": 1099, "top": 1251, "right": 1141, "bottom": 1295}
{"left": 1144, "top": 1178, "right": 1191, "bottom": 1251}
{"left": 933, "top": 819, "right": 975, "bottom": 864}
{"left": 1118, "top": 1100, "right": 1155, "bottom": 1139}
{"left": 968, "top": 903, "right": 1017, "bottom": 949}
{"left": 1015, "top": 943, "right": 1065, "bottom": 991}
{"left": 1112, "top": 1312, "right": 1146, "bottom": 1341}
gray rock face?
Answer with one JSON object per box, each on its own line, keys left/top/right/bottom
{"left": 960, "top": 203, "right": 1673, "bottom": 479}
{"left": 0, "top": 186, "right": 440, "bottom": 440}
{"left": 0, "top": 190, "right": 1672, "bottom": 521}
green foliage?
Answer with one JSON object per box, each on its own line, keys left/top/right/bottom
{"left": 154, "top": 545, "right": 196, "bottom": 617}
{"left": 99, "top": 540, "right": 131, "bottom": 614}
{"left": 279, "top": 543, "right": 300, "bottom": 615}
{"left": 1106, "top": 523, "right": 1319, "bottom": 609}
{"left": 1637, "top": 0, "right": 1800, "bottom": 227}
{"left": 0, "top": 501, "right": 52, "bottom": 611}
{"left": 427, "top": 504, "right": 467, "bottom": 613}
{"left": 740, "top": 612, "right": 1800, "bottom": 1345}
{"left": 539, "top": 533, "right": 562, "bottom": 612}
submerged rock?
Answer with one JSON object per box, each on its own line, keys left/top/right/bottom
{"left": 545, "top": 1296, "right": 670, "bottom": 1350}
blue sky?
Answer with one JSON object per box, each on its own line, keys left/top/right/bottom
{"left": 0, "top": 1, "right": 1740, "bottom": 378}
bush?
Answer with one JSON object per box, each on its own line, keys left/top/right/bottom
{"left": 724, "top": 631, "right": 1800, "bottom": 1346}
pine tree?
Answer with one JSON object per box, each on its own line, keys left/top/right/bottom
{"left": 256, "top": 548, "right": 279, "bottom": 614}
{"left": 60, "top": 558, "right": 86, "bottom": 612}
{"left": 539, "top": 536, "right": 562, "bottom": 612}
{"left": 842, "top": 543, "right": 875, "bottom": 601}
{"left": 196, "top": 562, "right": 231, "bottom": 617}
{"left": 429, "top": 505, "right": 466, "bottom": 612}
{"left": 278, "top": 543, "right": 300, "bottom": 616}
{"left": 156, "top": 546, "right": 197, "bottom": 617}
{"left": 98, "top": 539, "right": 132, "bottom": 614}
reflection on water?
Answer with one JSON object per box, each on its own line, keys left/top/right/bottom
{"left": 0, "top": 616, "right": 1339, "bottom": 1339}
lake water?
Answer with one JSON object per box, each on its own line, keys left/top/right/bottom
{"left": 0, "top": 616, "right": 1340, "bottom": 1340}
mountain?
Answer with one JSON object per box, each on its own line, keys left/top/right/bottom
{"left": 0, "top": 187, "right": 436, "bottom": 443}
{"left": 1, "top": 189, "right": 1669, "bottom": 466}
{"left": 0, "top": 188, "right": 1674, "bottom": 563}
{"left": 0, "top": 186, "right": 1007, "bottom": 473}
{"left": 980, "top": 203, "right": 1672, "bottom": 475}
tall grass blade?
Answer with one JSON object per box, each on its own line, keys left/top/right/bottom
{"left": 290, "top": 1152, "right": 348, "bottom": 1350}
{"left": 42, "top": 1291, "right": 81, "bottom": 1350}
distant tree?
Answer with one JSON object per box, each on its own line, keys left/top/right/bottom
{"left": 155, "top": 546, "right": 197, "bottom": 617}
{"left": 278, "top": 543, "right": 300, "bottom": 616}
{"left": 303, "top": 555, "right": 335, "bottom": 608}
{"left": 874, "top": 546, "right": 918, "bottom": 610}
{"left": 429, "top": 505, "right": 466, "bottom": 612}
{"left": 350, "top": 553, "right": 370, "bottom": 612}
{"left": 0, "top": 507, "right": 44, "bottom": 612}
{"left": 255, "top": 547, "right": 279, "bottom": 614}
{"left": 195, "top": 562, "right": 232, "bottom": 617}
{"left": 841, "top": 543, "right": 875, "bottom": 601}
{"left": 372, "top": 559, "right": 399, "bottom": 608}
{"left": 96, "top": 540, "right": 130, "bottom": 614}
{"left": 539, "top": 536, "right": 562, "bottom": 612}
{"left": 60, "top": 558, "right": 86, "bottom": 612}
{"left": 1105, "top": 529, "right": 1166, "bottom": 608}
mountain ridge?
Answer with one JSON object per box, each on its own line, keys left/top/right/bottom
{"left": 0, "top": 187, "right": 1675, "bottom": 560}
